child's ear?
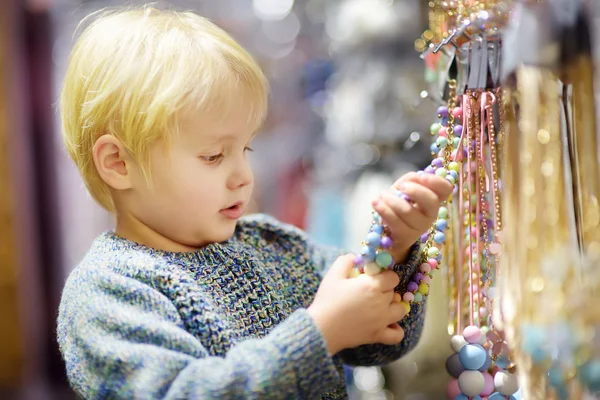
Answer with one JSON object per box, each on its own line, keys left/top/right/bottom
{"left": 92, "top": 134, "right": 134, "bottom": 190}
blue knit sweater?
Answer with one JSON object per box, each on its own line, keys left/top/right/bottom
{"left": 57, "top": 214, "right": 425, "bottom": 399}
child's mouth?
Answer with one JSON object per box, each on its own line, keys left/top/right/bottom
{"left": 219, "top": 203, "right": 244, "bottom": 219}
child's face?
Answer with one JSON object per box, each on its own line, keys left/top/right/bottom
{"left": 121, "top": 105, "right": 257, "bottom": 251}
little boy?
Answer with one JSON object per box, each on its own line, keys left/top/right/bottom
{"left": 57, "top": 5, "right": 452, "bottom": 399}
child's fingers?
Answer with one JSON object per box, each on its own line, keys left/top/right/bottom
{"left": 397, "top": 182, "right": 440, "bottom": 219}
{"left": 328, "top": 254, "right": 357, "bottom": 279}
{"left": 377, "top": 193, "right": 428, "bottom": 232}
{"left": 392, "top": 172, "right": 420, "bottom": 189}
{"left": 417, "top": 173, "right": 453, "bottom": 200}
{"left": 367, "top": 270, "right": 400, "bottom": 292}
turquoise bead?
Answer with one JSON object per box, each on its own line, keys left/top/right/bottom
{"left": 579, "top": 360, "right": 600, "bottom": 392}
{"left": 436, "top": 137, "right": 448, "bottom": 148}
{"left": 452, "top": 137, "right": 461, "bottom": 148}
{"left": 372, "top": 224, "right": 384, "bottom": 234}
{"left": 430, "top": 122, "right": 441, "bottom": 134}
{"left": 375, "top": 251, "right": 393, "bottom": 268}
{"left": 435, "top": 167, "right": 447, "bottom": 177}
{"left": 414, "top": 292, "right": 423, "bottom": 302}
{"left": 548, "top": 365, "right": 565, "bottom": 388}
{"left": 373, "top": 213, "right": 382, "bottom": 224}
{"left": 520, "top": 324, "right": 547, "bottom": 363}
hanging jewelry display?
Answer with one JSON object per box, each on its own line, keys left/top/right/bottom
{"left": 498, "top": 1, "right": 600, "bottom": 398}
{"left": 417, "top": 0, "right": 521, "bottom": 398}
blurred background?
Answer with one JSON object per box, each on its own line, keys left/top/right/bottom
{"left": 1, "top": 0, "right": 455, "bottom": 399}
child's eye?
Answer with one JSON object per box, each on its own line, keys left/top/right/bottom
{"left": 201, "top": 154, "right": 224, "bottom": 164}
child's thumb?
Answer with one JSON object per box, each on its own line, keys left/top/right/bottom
{"left": 328, "top": 254, "right": 357, "bottom": 279}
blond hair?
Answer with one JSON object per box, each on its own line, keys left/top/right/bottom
{"left": 60, "top": 4, "right": 269, "bottom": 211}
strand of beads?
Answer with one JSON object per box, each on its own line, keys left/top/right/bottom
{"left": 445, "top": 93, "right": 520, "bottom": 400}
{"left": 351, "top": 81, "right": 461, "bottom": 315}
{"left": 445, "top": 326, "right": 521, "bottom": 400}
{"left": 400, "top": 79, "right": 461, "bottom": 308}
{"left": 351, "top": 212, "right": 403, "bottom": 304}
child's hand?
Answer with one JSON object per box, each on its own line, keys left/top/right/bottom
{"left": 307, "top": 254, "right": 406, "bottom": 355}
{"left": 372, "top": 172, "right": 453, "bottom": 261}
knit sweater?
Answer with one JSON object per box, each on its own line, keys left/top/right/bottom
{"left": 57, "top": 214, "right": 425, "bottom": 399}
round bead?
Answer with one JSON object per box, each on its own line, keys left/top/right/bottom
{"left": 479, "top": 307, "right": 489, "bottom": 318}
{"left": 420, "top": 232, "right": 429, "bottom": 242}
{"left": 481, "top": 372, "right": 494, "bottom": 396}
{"left": 438, "top": 126, "right": 448, "bottom": 137}
{"left": 451, "top": 334, "right": 468, "bottom": 353}
{"left": 427, "top": 258, "right": 439, "bottom": 269}
{"left": 463, "top": 325, "right": 482, "bottom": 344}
{"left": 459, "top": 344, "right": 487, "bottom": 370}
{"left": 430, "top": 143, "right": 440, "bottom": 153}
{"left": 402, "top": 292, "right": 414, "bottom": 302}
{"left": 419, "top": 263, "right": 431, "bottom": 274}
{"left": 372, "top": 213, "right": 382, "bottom": 224}
{"left": 425, "top": 166, "right": 435, "bottom": 174}
{"left": 453, "top": 395, "right": 469, "bottom": 400}
{"left": 407, "top": 281, "right": 418, "bottom": 293}
{"left": 446, "top": 175, "right": 456, "bottom": 184}
{"left": 494, "top": 371, "right": 519, "bottom": 396}
{"left": 432, "top": 158, "right": 444, "bottom": 168}
{"left": 447, "top": 379, "right": 461, "bottom": 399}
{"left": 360, "top": 246, "right": 376, "bottom": 262}
{"left": 453, "top": 137, "right": 461, "bottom": 148}
{"left": 414, "top": 292, "right": 423, "bottom": 302}
{"left": 418, "top": 283, "right": 429, "bottom": 295}
{"left": 422, "top": 275, "right": 431, "bottom": 284}
{"left": 363, "top": 262, "right": 380, "bottom": 276}
{"left": 579, "top": 361, "right": 600, "bottom": 392}
{"left": 454, "top": 124, "right": 463, "bottom": 136}
{"left": 548, "top": 365, "right": 564, "bottom": 388}
{"left": 430, "top": 122, "right": 441, "bottom": 134}
{"left": 434, "top": 231, "right": 446, "bottom": 244}
{"left": 427, "top": 247, "right": 440, "bottom": 258}
{"left": 488, "top": 393, "right": 507, "bottom": 400}
{"left": 414, "top": 272, "right": 424, "bottom": 283}
{"left": 400, "top": 301, "right": 411, "bottom": 314}
{"left": 353, "top": 254, "right": 365, "bottom": 267}
{"left": 372, "top": 224, "right": 384, "bottom": 234}
{"left": 436, "top": 137, "right": 448, "bottom": 148}
{"left": 380, "top": 236, "right": 393, "bottom": 249}
{"left": 365, "top": 232, "right": 382, "bottom": 247}
{"left": 458, "top": 370, "right": 485, "bottom": 396}
{"left": 436, "top": 219, "right": 448, "bottom": 230}
{"left": 375, "top": 251, "right": 393, "bottom": 268}
{"left": 435, "top": 167, "right": 447, "bottom": 177}
{"left": 437, "top": 106, "right": 449, "bottom": 118}
{"left": 448, "top": 161, "right": 460, "bottom": 172}
{"left": 452, "top": 107, "right": 463, "bottom": 120}
{"left": 438, "top": 207, "right": 449, "bottom": 219}
{"left": 446, "top": 353, "right": 466, "bottom": 378}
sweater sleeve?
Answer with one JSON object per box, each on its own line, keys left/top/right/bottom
{"left": 57, "top": 267, "right": 343, "bottom": 399}
{"left": 238, "top": 215, "right": 426, "bottom": 367}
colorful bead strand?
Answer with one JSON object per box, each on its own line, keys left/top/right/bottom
{"left": 351, "top": 80, "right": 461, "bottom": 314}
